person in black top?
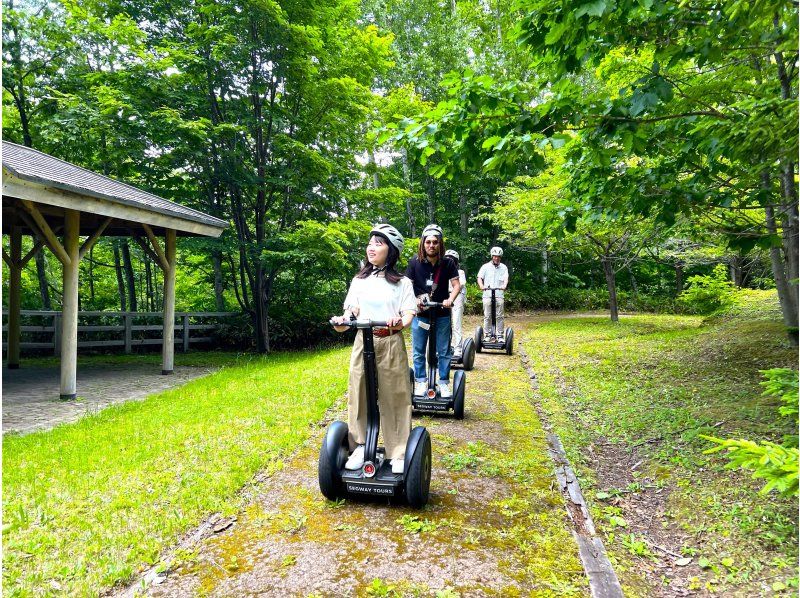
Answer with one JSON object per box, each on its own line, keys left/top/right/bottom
{"left": 405, "top": 224, "right": 461, "bottom": 398}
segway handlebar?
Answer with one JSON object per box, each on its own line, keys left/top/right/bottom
{"left": 329, "top": 317, "right": 391, "bottom": 329}
{"left": 420, "top": 298, "right": 452, "bottom": 309}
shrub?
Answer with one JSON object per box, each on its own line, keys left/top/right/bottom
{"left": 678, "top": 264, "right": 737, "bottom": 314}
{"left": 703, "top": 368, "right": 799, "bottom": 498}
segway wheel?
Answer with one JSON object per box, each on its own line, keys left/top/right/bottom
{"left": 505, "top": 328, "right": 514, "bottom": 355}
{"left": 405, "top": 428, "right": 432, "bottom": 508}
{"left": 474, "top": 326, "right": 483, "bottom": 353}
{"left": 453, "top": 370, "right": 465, "bottom": 420}
{"left": 461, "top": 338, "right": 476, "bottom": 371}
{"left": 318, "top": 421, "right": 348, "bottom": 500}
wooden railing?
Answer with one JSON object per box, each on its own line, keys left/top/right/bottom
{"left": 2, "top": 311, "right": 238, "bottom": 354}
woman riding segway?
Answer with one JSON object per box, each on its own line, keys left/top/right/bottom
{"left": 321, "top": 224, "right": 432, "bottom": 507}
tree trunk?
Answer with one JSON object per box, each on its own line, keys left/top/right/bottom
{"left": 675, "top": 263, "right": 684, "bottom": 295}
{"left": 729, "top": 255, "right": 745, "bottom": 287}
{"left": 459, "top": 189, "right": 468, "bottom": 238}
{"left": 541, "top": 249, "right": 549, "bottom": 285}
{"left": 425, "top": 174, "right": 435, "bottom": 224}
{"left": 401, "top": 149, "right": 416, "bottom": 236}
{"left": 628, "top": 266, "right": 638, "bottom": 296}
{"left": 88, "top": 246, "right": 95, "bottom": 305}
{"left": 113, "top": 239, "right": 127, "bottom": 311}
{"left": 145, "top": 256, "right": 154, "bottom": 312}
{"left": 212, "top": 249, "right": 225, "bottom": 311}
{"left": 35, "top": 249, "right": 51, "bottom": 310}
{"left": 121, "top": 239, "right": 137, "bottom": 311}
{"left": 602, "top": 257, "right": 619, "bottom": 322}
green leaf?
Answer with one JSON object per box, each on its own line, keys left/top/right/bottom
{"left": 575, "top": 0, "right": 607, "bottom": 18}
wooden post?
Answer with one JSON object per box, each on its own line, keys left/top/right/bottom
{"left": 124, "top": 313, "right": 132, "bottom": 354}
{"left": 162, "top": 229, "right": 176, "bottom": 374}
{"left": 182, "top": 314, "right": 190, "bottom": 353}
{"left": 7, "top": 224, "right": 22, "bottom": 369}
{"left": 53, "top": 313, "right": 61, "bottom": 356}
{"left": 60, "top": 210, "right": 80, "bottom": 400}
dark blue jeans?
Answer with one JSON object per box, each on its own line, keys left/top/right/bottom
{"left": 411, "top": 314, "right": 452, "bottom": 382}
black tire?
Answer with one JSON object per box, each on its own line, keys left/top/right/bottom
{"left": 405, "top": 428, "right": 432, "bottom": 508}
{"left": 474, "top": 326, "right": 483, "bottom": 353}
{"left": 462, "top": 338, "right": 475, "bottom": 371}
{"left": 318, "top": 423, "right": 348, "bottom": 500}
{"left": 453, "top": 372, "right": 465, "bottom": 420}
{"left": 505, "top": 328, "right": 514, "bottom": 355}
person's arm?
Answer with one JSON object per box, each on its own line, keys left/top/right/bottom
{"left": 501, "top": 265, "right": 509, "bottom": 290}
{"left": 392, "top": 278, "right": 418, "bottom": 329}
{"left": 443, "top": 277, "right": 460, "bottom": 308}
{"left": 333, "top": 279, "right": 360, "bottom": 331}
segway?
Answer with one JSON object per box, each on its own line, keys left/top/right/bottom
{"left": 409, "top": 300, "right": 466, "bottom": 419}
{"left": 474, "top": 288, "right": 514, "bottom": 355}
{"left": 319, "top": 317, "right": 432, "bottom": 508}
{"left": 450, "top": 336, "right": 476, "bottom": 371}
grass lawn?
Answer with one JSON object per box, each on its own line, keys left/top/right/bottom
{"left": 2, "top": 347, "right": 351, "bottom": 597}
{"left": 521, "top": 290, "right": 798, "bottom": 596}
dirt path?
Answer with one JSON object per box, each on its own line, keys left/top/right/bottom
{"left": 120, "top": 317, "right": 591, "bottom": 597}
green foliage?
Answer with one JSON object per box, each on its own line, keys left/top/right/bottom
{"left": 396, "top": 514, "right": 438, "bottom": 534}
{"left": 703, "top": 368, "right": 799, "bottom": 498}
{"left": 702, "top": 438, "right": 798, "bottom": 498}
{"left": 760, "top": 368, "right": 799, "bottom": 420}
{"left": 678, "top": 265, "right": 736, "bottom": 314}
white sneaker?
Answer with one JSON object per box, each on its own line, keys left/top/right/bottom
{"left": 390, "top": 458, "right": 404, "bottom": 474}
{"left": 413, "top": 381, "right": 427, "bottom": 396}
{"left": 345, "top": 445, "right": 365, "bottom": 470}
{"left": 439, "top": 381, "right": 452, "bottom": 398}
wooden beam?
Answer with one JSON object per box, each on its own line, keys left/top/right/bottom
{"left": 142, "top": 224, "right": 169, "bottom": 271}
{"left": 5, "top": 175, "right": 226, "bottom": 237}
{"left": 79, "top": 217, "right": 112, "bottom": 260}
{"left": 2, "top": 249, "right": 12, "bottom": 267}
{"left": 19, "top": 199, "right": 71, "bottom": 266}
{"left": 20, "top": 238, "right": 47, "bottom": 268}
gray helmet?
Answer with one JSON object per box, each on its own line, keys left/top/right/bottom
{"left": 445, "top": 249, "right": 460, "bottom": 261}
{"left": 490, "top": 246, "right": 503, "bottom": 257}
{"left": 370, "top": 223, "right": 404, "bottom": 253}
{"left": 421, "top": 223, "right": 443, "bottom": 239}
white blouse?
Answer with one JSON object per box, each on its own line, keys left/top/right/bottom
{"left": 343, "top": 274, "right": 417, "bottom": 321}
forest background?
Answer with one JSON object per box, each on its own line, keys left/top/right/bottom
{"left": 3, "top": 0, "right": 797, "bottom": 352}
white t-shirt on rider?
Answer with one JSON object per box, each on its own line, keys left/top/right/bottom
{"left": 477, "top": 262, "right": 509, "bottom": 299}
{"left": 343, "top": 273, "right": 417, "bottom": 321}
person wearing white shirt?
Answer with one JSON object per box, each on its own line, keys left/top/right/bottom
{"left": 445, "top": 250, "right": 467, "bottom": 355}
{"left": 476, "top": 246, "right": 509, "bottom": 341}
{"left": 332, "top": 224, "right": 417, "bottom": 475}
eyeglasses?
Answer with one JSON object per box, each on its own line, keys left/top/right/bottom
{"left": 424, "top": 240, "right": 440, "bottom": 246}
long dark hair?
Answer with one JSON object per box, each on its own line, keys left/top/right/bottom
{"left": 356, "top": 234, "right": 404, "bottom": 283}
{"left": 416, "top": 235, "right": 446, "bottom": 263}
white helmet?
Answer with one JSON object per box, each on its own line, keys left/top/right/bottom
{"left": 445, "top": 249, "right": 460, "bottom": 261}
{"left": 490, "top": 246, "right": 503, "bottom": 257}
{"left": 370, "top": 223, "right": 404, "bottom": 253}
{"left": 421, "top": 223, "right": 443, "bottom": 239}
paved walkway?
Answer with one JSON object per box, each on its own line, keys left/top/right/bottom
{"left": 3, "top": 364, "right": 215, "bottom": 434}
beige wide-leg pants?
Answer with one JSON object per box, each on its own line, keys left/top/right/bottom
{"left": 348, "top": 332, "right": 412, "bottom": 460}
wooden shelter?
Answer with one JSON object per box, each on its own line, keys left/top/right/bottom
{"left": 2, "top": 141, "right": 228, "bottom": 399}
